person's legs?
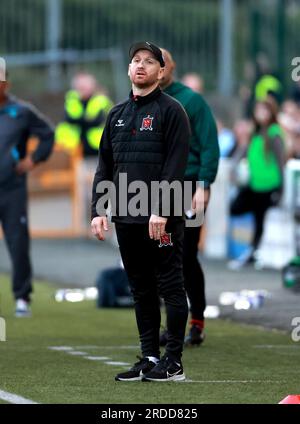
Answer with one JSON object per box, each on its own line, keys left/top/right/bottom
{"left": 228, "top": 187, "right": 257, "bottom": 269}
{"left": 251, "top": 190, "right": 279, "bottom": 250}
{"left": 155, "top": 220, "right": 188, "bottom": 361}
{"left": 230, "top": 187, "right": 254, "bottom": 216}
{"left": 115, "top": 223, "right": 161, "bottom": 359}
{"left": 142, "top": 220, "right": 187, "bottom": 381}
{"left": 252, "top": 208, "right": 267, "bottom": 250}
{"left": 0, "top": 187, "right": 32, "bottom": 302}
{"left": 159, "top": 222, "right": 205, "bottom": 347}
{"left": 183, "top": 224, "right": 205, "bottom": 322}
{"left": 182, "top": 223, "right": 206, "bottom": 345}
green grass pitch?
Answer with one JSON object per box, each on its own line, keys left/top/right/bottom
{"left": 0, "top": 273, "right": 299, "bottom": 404}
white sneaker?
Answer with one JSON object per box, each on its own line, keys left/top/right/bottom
{"left": 15, "top": 299, "right": 31, "bottom": 317}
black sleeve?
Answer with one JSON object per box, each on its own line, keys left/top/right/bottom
{"left": 153, "top": 101, "right": 190, "bottom": 217}
{"left": 27, "top": 105, "right": 55, "bottom": 163}
{"left": 91, "top": 113, "right": 114, "bottom": 219}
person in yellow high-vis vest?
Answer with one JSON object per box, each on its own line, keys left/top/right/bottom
{"left": 56, "top": 72, "right": 113, "bottom": 232}
{"left": 56, "top": 72, "right": 113, "bottom": 157}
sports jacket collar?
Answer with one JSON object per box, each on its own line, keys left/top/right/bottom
{"left": 129, "top": 85, "right": 161, "bottom": 106}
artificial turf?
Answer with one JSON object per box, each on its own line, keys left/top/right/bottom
{"left": 0, "top": 273, "right": 299, "bottom": 404}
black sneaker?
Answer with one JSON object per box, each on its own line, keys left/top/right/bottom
{"left": 142, "top": 355, "right": 185, "bottom": 382}
{"left": 115, "top": 356, "right": 157, "bottom": 382}
{"left": 159, "top": 328, "right": 168, "bottom": 347}
{"left": 184, "top": 325, "right": 205, "bottom": 346}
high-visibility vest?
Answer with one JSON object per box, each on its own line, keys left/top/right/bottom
{"left": 55, "top": 90, "right": 113, "bottom": 151}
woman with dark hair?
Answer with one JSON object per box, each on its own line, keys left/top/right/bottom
{"left": 228, "top": 101, "right": 285, "bottom": 270}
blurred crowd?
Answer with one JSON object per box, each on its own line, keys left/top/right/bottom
{"left": 50, "top": 59, "right": 300, "bottom": 270}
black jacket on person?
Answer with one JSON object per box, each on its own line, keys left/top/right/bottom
{"left": 91, "top": 86, "right": 190, "bottom": 224}
{"left": 0, "top": 95, "right": 54, "bottom": 191}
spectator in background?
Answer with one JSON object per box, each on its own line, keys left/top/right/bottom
{"left": 160, "top": 48, "right": 219, "bottom": 347}
{"left": 0, "top": 71, "right": 54, "bottom": 316}
{"left": 229, "top": 119, "right": 253, "bottom": 199}
{"left": 231, "top": 119, "right": 253, "bottom": 162}
{"left": 278, "top": 100, "right": 300, "bottom": 159}
{"left": 228, "top": 101, "right": 285, "bottom": 270}
{"left": 55, "top": 72, "right": 113, "bottom": 230}
{"left": 240, "top": 54, "right": 283, "bottom": 118}
{"left": 181, "top": 72, "right": 204, "bottom": 94}
{"left": 55, "top": 72, "right": 113, "bottom": 157}
{"left": 216, "top": 119, "right": 236, "bottom": 158}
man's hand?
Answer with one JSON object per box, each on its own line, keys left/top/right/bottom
{"left": 15, "top": 156, "right": 35, "bottom": 175}
{"left": 191, "top": 186, "right": 210, "bottom": 213}
{"left": 149, "top": 214, "right": 167, "bottom": 240}
{"left": 91, "top": 216, "right": 109, "bottom": 241}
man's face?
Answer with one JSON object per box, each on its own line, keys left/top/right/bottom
{"left": 72, "top": 74, "right": 97, "bottom": 100}
{"left": 128, "top": 50, "right": 164, "bottom": 88}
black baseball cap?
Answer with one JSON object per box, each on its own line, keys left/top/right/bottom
{"left": 129, "top": 42, "right": 165, "bottom": 67}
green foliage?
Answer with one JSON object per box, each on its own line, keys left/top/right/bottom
{"left": 1, "top": 0, "right": 300, "bottom": 93}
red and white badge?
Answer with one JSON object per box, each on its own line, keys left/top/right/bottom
{"left": 140, "top": 115, "right": 154, "bottom": 131}
{"left": 159, "top": 233, "right": 173, "bottom": 248}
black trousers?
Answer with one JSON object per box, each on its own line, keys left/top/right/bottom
{"left": 0, "top": 186, "right": 32, "bottom": 301}
{"left": 230, "top": 187, "right": 281, "bottom": 249}
{"left": 115, "top": 220, "right": 188, "bottom": 360}
{"left": 183, "top": 223, "right": 206, "bottom": 322}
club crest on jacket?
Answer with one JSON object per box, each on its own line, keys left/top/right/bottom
{"left": 140, "top": 115, "right": 153, "bottom": 131}
{"left": 159, "top": 233, "right": 173, "bottom": 247}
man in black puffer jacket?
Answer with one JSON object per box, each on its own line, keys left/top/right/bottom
{"left": 0, "top": 72, "right": 54, "bottom": 317}
{"left": 91, "top": 42, "right": 190, "bottom": 382}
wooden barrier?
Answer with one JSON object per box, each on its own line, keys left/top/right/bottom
{"left": 27, "top": 140, "right": 84, "bottom": 238}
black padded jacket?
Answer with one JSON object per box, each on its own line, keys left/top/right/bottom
{"left": 91, "top": 86, "right": 190, "bottom": 224}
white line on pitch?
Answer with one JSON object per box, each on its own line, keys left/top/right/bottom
{"left": 67, "top": 351, "right": 88, "bottom": 356}
{"left": 0, "top": 389, "right": 38, "bottom": 404}
{"left": 74, "top": 345, "right": 139, "bottom": 350}
{"left": 105, "top": 361, "right": 131, "bottom": 366}
{"left": 84, "top": 356, "right": 111, "bottom": 361}
{"left": 48, "top": 346, "right": 74, "bottom": 351}
{"left": 180, "top": 379, "right": 284, "bottom": 384}
{"left": 253, "top": 345, "right": 300, "bottom": 349}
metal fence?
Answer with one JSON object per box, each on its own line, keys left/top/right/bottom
{"left": 0, "top": 0, "right": 299, "bottom": 100}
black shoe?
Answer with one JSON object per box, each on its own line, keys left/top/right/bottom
{"left": 115, "top": 356, "right": 157, "bottom": 381}
{"left": 142, "top": 354, "right": 185, "bottom": 382}
{"left": 159, "top": 328, "right": 168, "bottom": 347}
{"left": 184, "top": 325, "right": 205, "bottom": 346}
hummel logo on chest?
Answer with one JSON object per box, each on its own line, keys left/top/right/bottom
{"left": 115, "top": 119, "right": 125, "bottom": 127}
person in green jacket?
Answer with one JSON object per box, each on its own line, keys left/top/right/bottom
{"left": 228, "top": 100, "right": 285, "bottom": 270}
{"left": 159, "top": 49, "right": 220, "bottom": 346}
